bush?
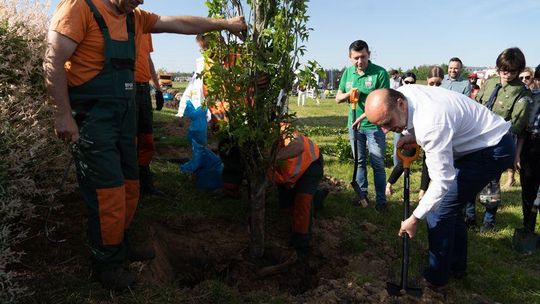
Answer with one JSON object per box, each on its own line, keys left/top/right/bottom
{"left": 0, "top": 1, "right": 71, "bottom": 302}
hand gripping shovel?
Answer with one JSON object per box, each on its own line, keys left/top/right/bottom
{"left": 512, "top": 186, "right": 540, "bottom": 254}
{"left": 349, "top": 88, "right": 368, "bottom": 207}
{"left": 387, "top": 144, "right": 422, "bottom": 297}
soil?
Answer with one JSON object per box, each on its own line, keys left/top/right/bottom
{"left": 137, "top": 216, "right": 446, "bottom": 303}
{"left": 20, "top": 117, "right": 447, "bottom": 303}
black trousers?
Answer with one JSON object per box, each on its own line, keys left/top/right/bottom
{"left": 520, "top": 135, "right": 540, "bottom": 231}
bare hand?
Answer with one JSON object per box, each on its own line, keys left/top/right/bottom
{"left": 398, "top": 215, "right": 418, "bottom": 238}
{"left": 226, "top": 16, "right": 247, "bottom": 37}
{"left": 351, "top": 113, "right": 366, "bottom": 129}
{"left": 514, "top": 156, "right": 521, "bottom": 171}
{"left": 396, "top": 134, "right": 416, "bottom": 149}
{"left": 55, "top": 113, "right": 79, "bottom": 143}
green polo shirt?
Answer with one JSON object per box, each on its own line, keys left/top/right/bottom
{"left": 338, "top": 61, "right": 390, "bottom": 129}
{"left": 476, "top": 76, "right": 532, "bottom": 136}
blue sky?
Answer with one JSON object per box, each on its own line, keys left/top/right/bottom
{"left": 48, "top": 0, "right": 540, "bottom": 73}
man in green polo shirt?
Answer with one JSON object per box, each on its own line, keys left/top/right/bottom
{"left": 336, "top": 40, "right": 390, "bottom": 212}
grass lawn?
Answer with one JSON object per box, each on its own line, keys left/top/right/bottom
{"left": 26, "top": 97, "right": 540, "bottom": 303}
{"left": 290, "top": 98, "right": 540, "bottom": 303}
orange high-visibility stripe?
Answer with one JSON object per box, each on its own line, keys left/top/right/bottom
{"left": 273, "top": 134, "right": 319, "bottom": 186}
{"left": 292, "top": 193, "right": 313, "bottom": 234}
{"left": 137, "top": 133, "right": 154, "bottom": 166}
{"left": 124, "top": 179, "right": 139, "bottom": 228}
{"left": 210, "top": 101, "right": 229, "bottom": 123}
{"left": 96, "top": 185, "right": 126, "bottom": 245}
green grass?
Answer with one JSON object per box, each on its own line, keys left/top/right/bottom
{"left": 32, "top": 97, "right": 540, "bottom": 303}
{"left": 290, "top": 98, "right": 540, "bottom": 303}
{"left": 159, "top": 97, "right": 540, "bottom": 303}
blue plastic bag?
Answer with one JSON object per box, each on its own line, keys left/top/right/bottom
{"left": 180, "top": 140, "right": 223, "bottom": 191}
{"left": 184, "top": 100, "right": 208, "bottom": 145}
{"left": 163, "top": 92, "right": 173, "bottom": 101}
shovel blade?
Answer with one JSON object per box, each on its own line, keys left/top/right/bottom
{"left": 350, "top": 181, "right": 369, "bottom": 207}
{"left": 405, "top": 286, "right": 423, "bottom": 297}
{"left": 512, "top": 228, "right": 539, "bottom": 254}
{"left": 386, "top": 282, "right": 405, "bottom": 296}
{"left": 386, "top": 282, "right": 423, "bottom": 297}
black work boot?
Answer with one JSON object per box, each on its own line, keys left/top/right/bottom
{"left": 465, "top": 216, "right": 477, "bottom": 229}
{"left": 139, "top": 165, "right": 165, "bottom": 197}
{"left": 94, "top": 266, "right": 137, "bottom": 291}
{"left": 129, "top": 244, "right": 156, "bottom": 262}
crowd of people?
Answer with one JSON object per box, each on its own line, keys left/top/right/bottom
{"left": 337, "top": 40, "right": 540, "bottom": 290}
{"left": 43, "top": 0, "right": 539, "bottom": 294}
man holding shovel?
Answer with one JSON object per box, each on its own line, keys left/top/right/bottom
{"left": 336, "top": 40, "right": 389, "bottom": 212}
{"left": 364, "top": 85, "right": 514, "bottom": 289}
{"left": 44, "top": 0, "right": 246, "bottom": 290}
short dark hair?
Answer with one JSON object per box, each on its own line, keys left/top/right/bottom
{"left": 449, "top": 57, "right": 463, "bottom": 66}
{"left": 386, "top": 89, "right": 406, "bottom": 108}
{"left": 428, "top": 66, "right": 445, "bottom": 78}
{"left": 403, "top": 72, "right": 417, "bottom": 81}
{"left": 535, "top": 64, "right": 540, "bottom": 79}
{"left": 349, "top": 40, "right": 370, "bottom": 54}
{"left": 496, "top": 47, "right": 526, "bottom": 73}
{"left": 389, "top": 69, "right": 398, "bottom": 75}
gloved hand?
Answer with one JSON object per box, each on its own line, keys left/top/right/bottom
{"left": 155, "top": 90, "right": 164, "bottom": 111}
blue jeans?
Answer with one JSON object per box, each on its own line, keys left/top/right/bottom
{"left": 349, "top": 127, "right": 387, "bottom": 205}
{"left": 424, "top": 133, "right": 514, "bottom": 286}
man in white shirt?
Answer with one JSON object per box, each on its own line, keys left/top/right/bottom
{"left": 364, "top": 85, "right": 515, "bottom": 287}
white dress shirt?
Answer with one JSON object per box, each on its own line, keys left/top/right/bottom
{"left": 397, "top": 85, "right": 511, "bottom": 219}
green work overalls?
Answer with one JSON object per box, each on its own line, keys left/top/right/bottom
{"left": 69, "top": 0, "right": 138, "bottom": 270}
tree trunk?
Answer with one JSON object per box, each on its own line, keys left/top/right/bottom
{"left": 247, "top": 170, "right": 267, "bottom": 258}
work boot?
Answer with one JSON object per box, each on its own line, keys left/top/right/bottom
{"left": 139, "top": 166, "right": 165, "bottom": 197}
{"left": 129, "top": 244, "right": 156, "bottom": 262}
{"left": 352, "top": 196, "right": 369, "bottom": 208}
{"left": 480, "top": 222, "right": 495, "bottom": 233}
{"left": 94, "top": 267, "right": 137, "bottom": 291}
{"left": 465, "top": 217, "right": 477, "bottom": 229}
{"left": 418, "top": 277, "right": 446, "bottom": 295}
{"left": 375, "top": 203, "right": 389, "bottom": 214}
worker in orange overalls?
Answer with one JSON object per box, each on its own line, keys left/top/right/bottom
{"left": 270, "top": 128, "right": 327, "bottom": 257}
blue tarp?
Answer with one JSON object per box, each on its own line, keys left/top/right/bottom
{"left": 184, "top": 100, "right": 208, "bottom": 145}
{"left": 180, "top": 140, "right": 223, "bottom": 191}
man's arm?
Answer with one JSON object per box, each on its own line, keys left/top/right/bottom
{"left": 400, "top": 125, "right": 455, "bottom": 238}
{"left": 378, "top": 69, "right": 390, "bottom": 89}
{"left": 276, "top": 135, "right": 305, "bottom": 160}
{"left": 148, "top": 55, "right": 159, "bottom": 88}
{"left": 335, "top": 90, "right": 350, "bottom": 104}
{"left": 510, "top": 95, "right": 532, "bottom": 135}
{"left": 463, "top": 82, "right": 472, "bottom": 97}
{"left": 151, "top": 16, "right": 246, "bottom": 35}
{"left": 43, "top": 31, "right": 79, "bottom": 142}
{"left": 475, "top": 81, "right": 486, "bottom": 103}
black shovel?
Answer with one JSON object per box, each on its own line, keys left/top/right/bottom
{"left": 512, "top": 190, "right": 540, "bottom": 254}
{"left": 387, "top": 144, "right": 422, "bottom": 297}
{"left": 349, "top": 88, "right": 368, "bottom": 207}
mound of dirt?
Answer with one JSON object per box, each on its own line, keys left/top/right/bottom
{"left": 138, "top": 216, "right": 446, "bottom": 303}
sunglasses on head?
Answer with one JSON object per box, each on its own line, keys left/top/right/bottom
{"left": 520, "top": 76, "right": 531, "bottom": 80}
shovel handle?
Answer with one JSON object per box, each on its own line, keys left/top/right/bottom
{"left": 397, "top": 144, "right": 421, "bottom": 169}
{"left": 349, "top": 88, "right": 359, "bottom": 109}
